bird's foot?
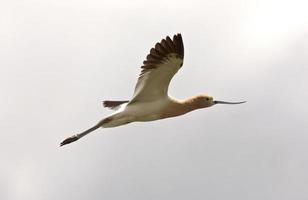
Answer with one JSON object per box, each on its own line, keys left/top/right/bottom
{"left": 60, "top": 135, "right": 79, "bottom": 146}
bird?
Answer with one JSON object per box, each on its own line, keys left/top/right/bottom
{"left": 60, "top": 33, "right": 245, "bottom": 146}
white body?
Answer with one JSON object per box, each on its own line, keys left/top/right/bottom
{"left": 101, "top": 97, "right": 172, "bottom": 128}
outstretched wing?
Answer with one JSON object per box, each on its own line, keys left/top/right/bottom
{"left": 129, "top": 33, "right": 184, "bottom": 103}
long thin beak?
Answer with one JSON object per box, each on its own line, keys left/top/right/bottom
{"left": 214, "top": 100, "right": 246, "bottom": 105}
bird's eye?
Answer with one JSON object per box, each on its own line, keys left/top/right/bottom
{"left": 206, "top": 98, "right": 209, "bottom": 101}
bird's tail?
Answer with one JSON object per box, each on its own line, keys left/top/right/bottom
{"left": 102, "top": 100, "right": 129, "bottom": 110}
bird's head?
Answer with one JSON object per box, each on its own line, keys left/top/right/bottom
{"left": 199, "top": 94, "right": 215, "bottom": 107}
{"left": 195, "top": 94, "right": 246, "bottom": 108}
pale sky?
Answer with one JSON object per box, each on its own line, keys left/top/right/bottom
{"left": 1, "top": 0, "right": 308, "bottom": 199}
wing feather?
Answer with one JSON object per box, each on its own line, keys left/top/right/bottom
{"left": 129, "top": 33, "right": 184, "bottom": 103}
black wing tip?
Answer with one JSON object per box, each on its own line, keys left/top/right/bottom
{"left": 175, "top": 33, "right": 182, "bottom": 38}
{"left": 157, "top": 33, "right": 184, "bottom": 58}
{"left": 171, "top": 33, "right": 184, "bottom": 59}
{"left": 172, "top": 33, "right": 182, "bottom": 41}
{"left": 141, "top": 33, "right": 184, "bottom": 70}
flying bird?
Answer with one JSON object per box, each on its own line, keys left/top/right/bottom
{"left": 60, "top": 33, "right": 245, "bottom": 146}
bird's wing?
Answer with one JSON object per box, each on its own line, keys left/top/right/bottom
{"left": 129, "top": 33, "right": 184, "bottom": 103}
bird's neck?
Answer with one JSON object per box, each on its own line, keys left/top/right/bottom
{"left": 161, "top": 97, "right": 204, "bottom": 119}
{"left": 181, "top": 96, "right": 206, "bottom": 111}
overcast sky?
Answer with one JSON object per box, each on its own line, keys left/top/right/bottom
{"left": 1, "top": 0, "right": 308, "bottom": 199}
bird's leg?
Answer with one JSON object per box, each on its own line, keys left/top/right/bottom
{"left": 60, "top": 134, "right": 80, "bottom": 146}
{"left": 60, "top": 124, "right": 101, "bottom": 146}
{"left": 60, "top": 115, "right": 116, "bottom": 147}
{"left": 60, "top": 114, "right": 130, "bottom": 146}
